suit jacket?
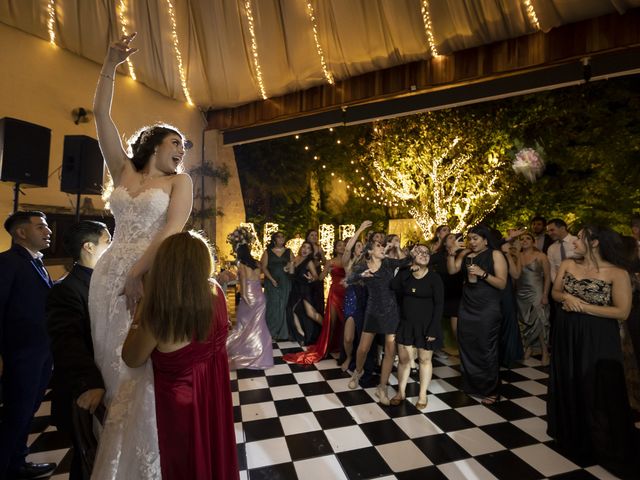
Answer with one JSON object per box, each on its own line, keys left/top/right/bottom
{"left": 534, "top": 233, "right": 554, "bottom": 254}
{"left": 46, "top": 264, "right": 104, "bottom": 431}
{"left": 0, "top": 243, "right": 52, "bottom": 361}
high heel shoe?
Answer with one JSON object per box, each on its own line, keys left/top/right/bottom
{"left": 389, "top": 395, "right": 404, "bottom": 406}
{"left": 375, "top": 385, "right": 390, "bottom": 406}
{"left": 341, "top": 357, "right": 352, "bottom": 372}
{"left": 348, "top": 369, "right": 363, "bottom": 389}
{"left": 481, "top": 395, "right": 499, "bottom": 406}
{"left": 415, "top": 397, "right": 428, "bottom": 410}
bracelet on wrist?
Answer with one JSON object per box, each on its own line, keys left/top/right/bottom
{"left": 481, "top": 272, "right": 489, "bottom": 280}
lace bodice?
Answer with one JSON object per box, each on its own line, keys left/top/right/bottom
{"left": 108, "top": 186, "right": 170, "bottom": 246}
{"left": 563, "top": 272, "right": 612, "bottom": 306}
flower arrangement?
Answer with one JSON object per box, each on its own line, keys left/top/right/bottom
{"left": 512, "top": 147, "right": 545, "bottom": 182}
{"left": 227, "top": 225, "right": 256, "bottom": 253}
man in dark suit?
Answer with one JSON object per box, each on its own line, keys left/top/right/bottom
{"left": 0, "top": 211, "right": 56, "bottom": 479}
{"left": 46, "top": 220, "right": 110, "bottom": 480}
{"left": 530, "top": 215, "right": 553, "bottom": 254}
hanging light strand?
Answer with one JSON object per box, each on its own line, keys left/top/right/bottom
{"left": 523, "top": 0, "right": 541, "bottom": 30}
{"left": 339, "top": 224, "right": 355, "bottom": 240}
{"left": 305, "top": 2, "right": 334, "bottom": 85}
{"left": 117, "top": 0, "right": 136, "bottom": 80}
{"left": 47, "top": 0, "right": 57, "bottom": 45}
{"left": 244, "top": 0, "right": 268, "bottom": 100}
{"left": 165, "top": 0, "right": 194, "bottom": 105}
{"left": 420, "top": 0, "right": 439, "bottom": 57}
{"left": 263, "top": 223, "right": 279, "bottom": 250}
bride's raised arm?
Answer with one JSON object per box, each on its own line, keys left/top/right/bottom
{"left": 93, "top": 33, "right": 138, "bottom": 184}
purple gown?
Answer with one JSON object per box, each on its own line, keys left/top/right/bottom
{"left": 226, "top": 279, "right": 274, "bottom": 370}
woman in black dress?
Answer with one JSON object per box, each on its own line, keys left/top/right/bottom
{"left": 347, "top": 240, "right": 414, "bottom": 405}
{"left": 305, "top": 229, "right": 326, "bottom": 314}
{"left": 391, "top": 245, "right": 444, "bottom": 409}
{"left": 447, "top": 225, "right": 507, "bottom": 405}
{"left": 287, "top": 241, "right": 322, "bottom": 345}
{"left": 548, "top": 226, "right": 637, "bottom": 478}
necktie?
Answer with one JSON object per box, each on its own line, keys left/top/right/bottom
{"left": 34, "top": 257, "right": 52, "bottom": 285}
{"left": 560, "top": 240, "right": 566, "bottom": 260}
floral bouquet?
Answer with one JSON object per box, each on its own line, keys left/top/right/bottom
{"left": 227, "top": 225, "right": 256, "bottom": 252}
{"left": 512, "top": 147, "right": 545, "bottom": 182}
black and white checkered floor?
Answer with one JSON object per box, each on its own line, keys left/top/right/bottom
{"left": 23, "top": 341, "right": 623, "bottom": 479}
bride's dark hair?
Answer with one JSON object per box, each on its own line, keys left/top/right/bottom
{"left": 128, "top": 123, "right": 184, "bottom": 172}
{"left": 138, "top": 231, "right": 214, "bottom": 343}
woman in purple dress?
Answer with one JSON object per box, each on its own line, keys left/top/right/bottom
{"left": 226, "top": 243, "right": 273, "bottom": 370}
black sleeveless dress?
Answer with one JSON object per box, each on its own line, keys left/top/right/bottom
{"left": 287, "top": 257, "right": 321, "bottom": 345}
{"left": 458, "top": 249, "right": 502, "bottom": 397}
{"left": 547, "top": 271, "right": 639, "bottom": 479}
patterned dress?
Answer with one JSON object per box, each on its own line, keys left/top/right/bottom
{"left": 548, "top": 271, "right": 638, "bottom": 478}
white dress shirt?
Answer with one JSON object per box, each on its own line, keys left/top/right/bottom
{"left": 547, "top": 234, "right": 577, "bottom": 283}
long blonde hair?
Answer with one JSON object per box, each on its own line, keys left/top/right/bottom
{"left": 139, "top": 231, "right": 215, "bottom": 343}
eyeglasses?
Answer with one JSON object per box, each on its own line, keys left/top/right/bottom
{"left": 415, "top": 249, "right": 430, "bottom": 256}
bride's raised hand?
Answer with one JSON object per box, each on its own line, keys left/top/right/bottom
{"left": 106, "top": 32, "right": 138, "bottom": 66}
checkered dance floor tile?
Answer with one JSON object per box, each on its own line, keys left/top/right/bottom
{"left": 20, "top": 341, "right": 624, "bottom": 479}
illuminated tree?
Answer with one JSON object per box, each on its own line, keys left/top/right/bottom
{"left": 361, "top": 109, "right": 514, "bottom": 238}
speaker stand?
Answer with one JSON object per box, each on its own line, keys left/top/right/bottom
{"left": 75, "top": 192, "right": 82, "bottom": 222}
{"left": 12, "top": 183, "right": 23, "bottom": 213}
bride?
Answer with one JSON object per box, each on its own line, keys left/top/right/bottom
{"left": 88, "top": 33, "right": 193, "bottom": 479}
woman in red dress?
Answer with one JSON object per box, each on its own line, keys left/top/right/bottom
{"left": 122, "top": 231, "right": 239, "bottom": 480}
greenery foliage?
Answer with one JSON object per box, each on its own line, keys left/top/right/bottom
{"left": 233, "top": 76, "right": 640, "bottom": 238}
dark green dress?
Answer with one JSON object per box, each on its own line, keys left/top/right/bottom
{"left": 264, "top": 248, "right": 292, "bottom": 340}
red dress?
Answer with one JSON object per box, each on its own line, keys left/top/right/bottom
{"left": 284, "top": 266, "right": 346, "bottom": 364}
{"left": 151, "top": 286, "right": 239, "bottom": 480}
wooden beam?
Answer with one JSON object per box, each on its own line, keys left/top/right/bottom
{"left": 207, "top": 9, "right": 640, "bottom": 139}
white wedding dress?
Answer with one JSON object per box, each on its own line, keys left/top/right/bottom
{"left": 89, "top": 186, "right": 170, "bottom": 480}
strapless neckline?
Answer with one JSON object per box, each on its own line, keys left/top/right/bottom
{"left": 113, "top": 185, "right": 170, "bottom": 201}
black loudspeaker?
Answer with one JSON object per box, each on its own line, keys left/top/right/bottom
{"left": 0, "top": 117, "right": 51, "bottom": 187}
{"left": 61, "top": 135, "right": 105, "bottom": 195}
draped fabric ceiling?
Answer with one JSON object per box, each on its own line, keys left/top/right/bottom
{"left": 1, "top": 0, "right": 639, "bottom": 111}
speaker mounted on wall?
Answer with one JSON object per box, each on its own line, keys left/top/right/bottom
{"left": 0, "top": 117, "right": 51, "bottom": 187}
{"left": 61, "top": 135, "right": 105, "bottom": 195}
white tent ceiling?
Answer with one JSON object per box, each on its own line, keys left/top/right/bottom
{"left": 1, "top": 0, "right": 638, "bottom": 110}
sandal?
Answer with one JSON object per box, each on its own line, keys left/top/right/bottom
{"left": 481, "top": 395, "right": 499, "bottom": 406}
{"left": 389, "top": 395, "right": 405, "bottom": 406}
{"left": 415, "top": 397, "right": 428, "bottom": 410}
{"left": 348, "top": 369, "right": 363, "bottom": 390}
{"left": 375, "top": 385, "right": 390, "bottom": 406}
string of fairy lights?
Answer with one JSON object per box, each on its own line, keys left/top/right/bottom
{"left": 305, "top": 1, "right": 334, "bottom": 85}
{"left": 165, "top": 0, "right": 194, "bottom": 106}
{"left": 239, "top": 222, "right": 355, "bottom": 259}
{"left": 243, "top": 0, "right": 268, "bottom": 100}
{"left": 42, "top": 1, "right": 451, "bottom": 107}
{"left": 420, "top": 0, "right": 439, "bottom": 57}
{"left": 47, "top": 0, "right": 57, "bottom": 46}
{"left": 294, "top": 128, "right": 400, "bottom": 208}
{"left": 117, "top": 0, "right": 137, "bottom": 80}
{"left": 523, "top": 0, "right": 541, "bottom": 30}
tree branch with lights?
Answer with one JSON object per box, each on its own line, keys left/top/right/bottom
{"left": 361, "top": 111, "right": 514, "bottom": 238}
